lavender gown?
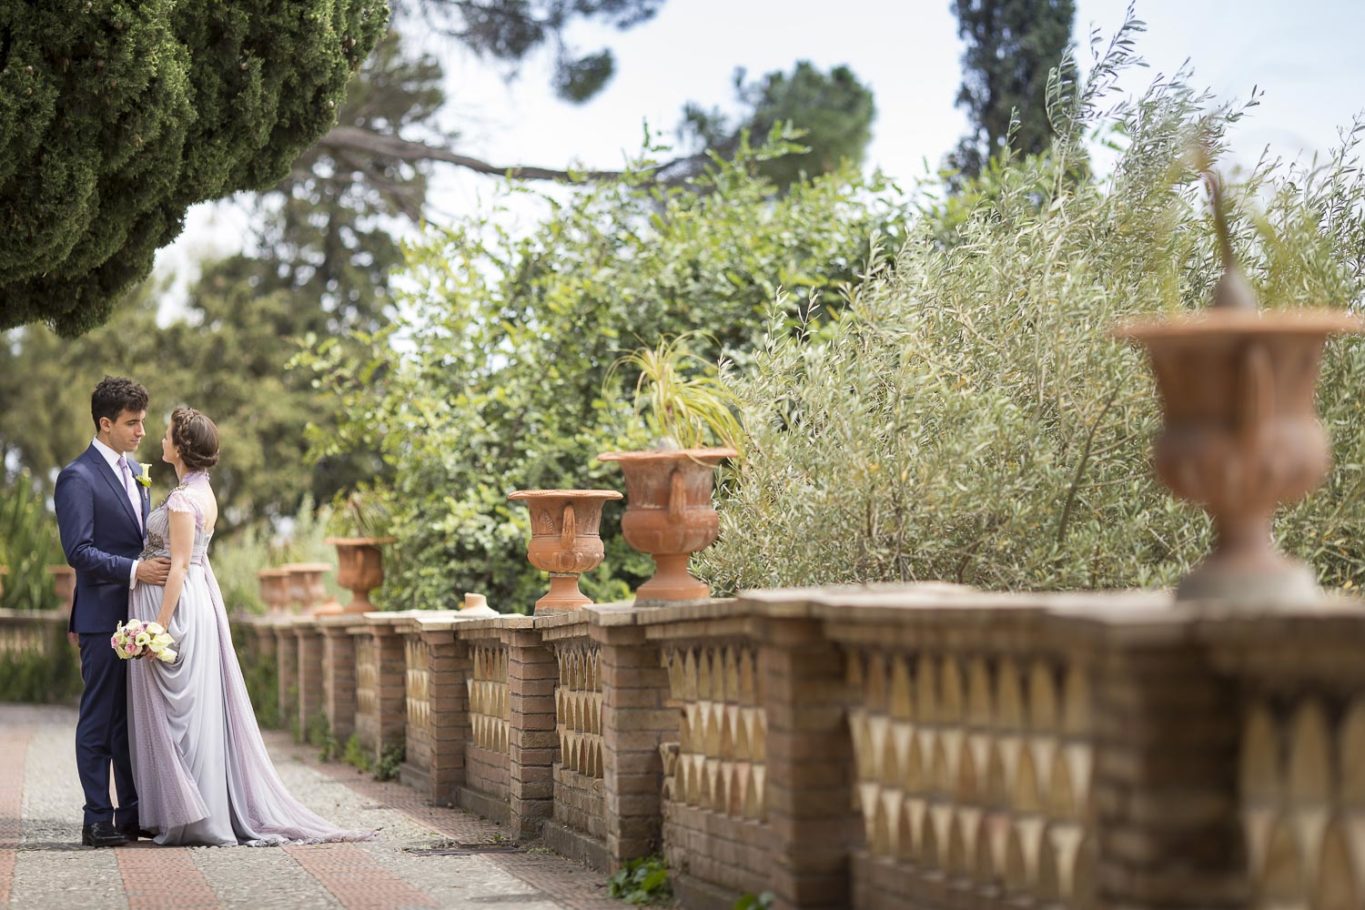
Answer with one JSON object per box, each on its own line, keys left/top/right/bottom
{"left": 127, "top": 476, "right": 369, "bottom": 846}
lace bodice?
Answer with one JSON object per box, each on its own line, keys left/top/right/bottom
{"left": 139, "top": 478, "right": 214, "bottom": 564}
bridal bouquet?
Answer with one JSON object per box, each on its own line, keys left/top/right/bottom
{"left": 111, "top": 619, "right": 178, "bottom": 663}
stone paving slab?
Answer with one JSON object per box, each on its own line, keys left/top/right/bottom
{"left": 0, "top": 704, "right": 623, "bottom": 910}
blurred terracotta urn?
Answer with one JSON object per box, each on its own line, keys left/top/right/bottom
{"left": 47, "top": 565, "right": 75, "bottom": 614}
{"left": 598, "top": 448, "right": 736, "bottom": 602}
{"left": 323, "top": 537, "right": 396, "bottom": 614}
{"left": 288, "top": 562, "right": 339, "bottom": 615}
{"left": 509, "top": 490, "right": 622, "bottom": 614}
{"left": 1116, "top": 172, "right": 1361, "bottom": 603}
{"left": 257, "top": 568, "right": 290, "bottom": 614}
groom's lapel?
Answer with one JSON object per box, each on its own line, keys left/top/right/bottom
{"left": 84, "top": 445, "right": 140, "bottom": 533}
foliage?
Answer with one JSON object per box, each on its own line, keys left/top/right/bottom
{"left": 733, "top": 893, "right": 775, "bottom": 910}
{"left": 300, "top": 137, "right": 906, "bottom": 611}
{"left": 234, "top": 623, "right": 281, "bottom": 729}
{"left": 306, "top": 711, "right": 337, "bottom": 762}
{"left": 0, "top": 0, "right": 386, "bottom": 334}
{"left": 607, "top": 855, "right": 672, "bottom": 905}
{"left": 699, "top": 40, "right": 1365, "bottom": 594}
{"left": 374, "top": 742, "right": 405, "bottom": 781}
{"left": 681, "top": 61, "right": 876, "bottom": 191}
{"left": 0, "top": 472, "right": 63, "bottom": 611}
{"left": 948, "top": 0, "right": 1075, "bottom": 180}
{"left": 397, "top": 0, "right": 663, "bottom": 103}
{"left": 0, "top": 28, "right": 447, "bottom": 534}
{"left": 200, "top": 497, "right": 342, "bottom": 616}
{"left": 0, "top": 629, "right": 82, "bottom": 704}
{"left": 342, "top": 733, "right": 372, "bottom": 772}
{"left": 327, "top": 487, "right": 394, "bottom": 539}
{"left": 608, "top": 335, "right": 745, "bottom": 452}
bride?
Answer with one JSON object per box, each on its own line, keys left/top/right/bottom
{"left": 126, "top": 406, "right": 369, "bottom": 846}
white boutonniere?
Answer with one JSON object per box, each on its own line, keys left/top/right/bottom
{"left": 136, "top": 463, "right": 153, "bottom": 488}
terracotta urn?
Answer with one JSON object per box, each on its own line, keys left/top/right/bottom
{"left": 47, "top": 565, "right": 75, "bottom": 614}
{"left": 1116, "top": 174, "right": 1361, "bottom": 602}
{"left": 287, "top": 562, "right": 338, "bottom": 616}
{"left": 509, "top": 490, "right": 622, "bottom": 614}
{"left": 598, "top": 448, "right": 736, "bottom": 602}
{"left": 1119, "top": 311, "right": 1358, "bottom": 601}
{"left": 257, "top": 568, "right": 291, "bottom": 614}
{"left": 279, "top": 564, "right": 312, "bottom": 613}
{"left": 323, "top": 537, "right": 396, "bottom": 614}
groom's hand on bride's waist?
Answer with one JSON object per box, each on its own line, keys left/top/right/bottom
{"left": 136, "top": 558, "right": 172, "bottom": 586}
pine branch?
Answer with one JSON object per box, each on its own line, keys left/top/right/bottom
{"left": 318, "top": 125, "right": 706, "bottom": 184}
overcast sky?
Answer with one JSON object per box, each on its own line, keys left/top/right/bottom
{"left": 159, "top": 0, "right": 1365, "bottom": 287}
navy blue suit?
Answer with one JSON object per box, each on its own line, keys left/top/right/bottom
{"left": 54, "top": 444, "right": 150, "bottom": 827}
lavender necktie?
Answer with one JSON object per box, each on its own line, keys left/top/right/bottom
{"left": 119, "top": 457, "right": 143, "bottom": 532}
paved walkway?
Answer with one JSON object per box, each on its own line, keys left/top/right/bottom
{"left": 0, "top": 704, "right": 622, "bottom": 909}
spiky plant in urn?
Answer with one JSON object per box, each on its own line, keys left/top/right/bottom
{"left": 1117, "top": 162, "right": 1361, "bottom": 603}
{"left": 508, "top": 490, "right": 622, "bottom": 614}
{"left": 322, "top": 490, "right": 395, "bottom": 615}
{"left": 600, "top": 336, "right": 743, "bottom": 603}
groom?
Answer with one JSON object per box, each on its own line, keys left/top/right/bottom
{"left": 54, "top": 377, "right": 170, "bottom": 847}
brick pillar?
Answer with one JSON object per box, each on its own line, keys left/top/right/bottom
{"left": 371, "top": 622, "right": 408, "bottom": 763}
{"left": 274, "top": 622, "right": 297, "bottom": 731}
{"left": 1093, "top": 627, "right": 1245, "bottom": 909}
{"left": 426, "top": 629, "right": 471, "bottom": 803}
{"left": 320, "top": 618, "right": 357, "bottom": 744}
{"left": 506, "top": 626, "right": 558, "bottom": 839}
{"left": 296, "top": 622, "right": 324, "bottom": 743}
{"left": 596, "top": 620, "right": 676, "bottom": 869}
{"left": 763, "top": 616, "right": 854, "bottom": 910}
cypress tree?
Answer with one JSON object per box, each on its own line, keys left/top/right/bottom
{"left": 0, "top": 0, "right": 386, "bottom": 335}
{"left": 949, "top": 0, "right": 1074, "bottom": 179}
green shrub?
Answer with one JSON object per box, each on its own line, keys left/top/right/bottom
{"left": 299, "top": 134, "right": 907, "bottom": 610}
{"left": 342, "top": 733, "right": 372, "bottom": 772}
{"left": 0, "top": 472, "right": 64, "bottom": 611}
{"left": 607, "top": 855, "right": 672, "bottom": 905}
{"left": 374, "top": 742, "right": 404, "bottom": 782}
{"left": 233, "top": 623, "right": 281, "bottom": 729}
{"left": 0, "top": 622, "right": 81, "bottom": 703}
{"left": 700, "top": 40, "right": 1365, "bottom": 593}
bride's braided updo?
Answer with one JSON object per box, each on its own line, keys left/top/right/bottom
{"left": 170, "top": 406, "right": 219, "bottom": 472}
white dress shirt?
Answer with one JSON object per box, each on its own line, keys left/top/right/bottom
{"left": 91, "top": 437, "right": 141, "bottom": 589}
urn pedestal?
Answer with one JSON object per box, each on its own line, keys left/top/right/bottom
{"left": 1118, "top": 310, "right": 1360, "bottom": 602}
{"left": 509, "top": 490, "right": 621, "bottom": 614}
{"left": 322, "top": 537, "right": 396, "bottom": 615}
{"left": 598, "top": 448, "right": 735, "bottom": 602}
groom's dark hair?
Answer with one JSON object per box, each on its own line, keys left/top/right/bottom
{"left": 91, "top": 376, "right": 149, "bottom": 430}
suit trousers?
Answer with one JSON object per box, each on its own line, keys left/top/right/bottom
{"left": 76, "top": 633, "right": 139, "bottom": 827}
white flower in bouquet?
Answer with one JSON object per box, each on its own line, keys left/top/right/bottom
{"left": 110, "top": 619, "right": 177, "bottom": 662}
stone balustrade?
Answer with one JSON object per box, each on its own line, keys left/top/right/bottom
{"left": 0, "top": 609, "right": 66, "bottom": 658}
{"left": 231, "top": 585, "right": 1365, "bottom": 910}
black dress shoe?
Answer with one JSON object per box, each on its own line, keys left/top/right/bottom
{"left": 81, "top": 822, "right": 128, "bottom": 847}
{"left": 118, "top": 824, "right": 156, "bottom": 841}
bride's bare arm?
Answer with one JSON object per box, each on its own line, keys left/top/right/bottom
{"left": 156, "top": 509, "right": 196, "bottom": 630}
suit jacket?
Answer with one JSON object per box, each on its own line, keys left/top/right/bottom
{"left": 54, "top": 445, "right": 151, "bottom": 634}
